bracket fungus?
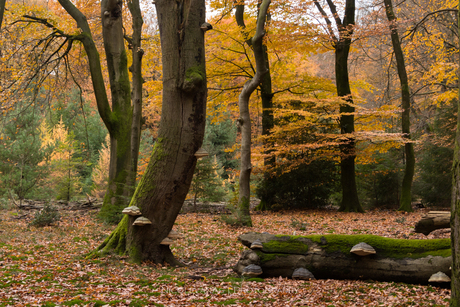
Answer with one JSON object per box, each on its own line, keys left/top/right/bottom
{"left": 350, "top": 242, "right": 376, "bottom": 256}
{"left": 194, "top": 147, "right": 209, "bottom": 158}
{"left": 250, "top": 239, "right": 263, "bottom": 249}
{"left": 132, "top": 216, "right": 152, "bottom": 226}
{"left": 122, "top": 206, "right": 142, "bottom": 216}
{"left": 292, "top": 267, "right": 315, "bottom": 280}
{"left": 167, "top": 230, "right": 184, "bottom": 240}
{"left": 160, "top": 237, "right": 174, "bottom": 245}
{"left": 428, "top": 271, "right": 451, "bottom": 283}
{"left": 242, "top": 264, "right": 263, "bottom": 277}
{"left": 200, "top": 22, "right": 213, "bottom": 32}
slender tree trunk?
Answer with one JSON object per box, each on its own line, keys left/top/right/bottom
{"left": 236, "top": 0, "right": 271, "bottom": 226}
{"left": 234, "top": 1, "right": 274, "bottom": 169}
{"left": 450, "top": 2, "right": 460, "bottom": 303}
{"left": 384, "top": 0, "right": 414, "bottom": 212}
{"left": 314, "top": 0, "right": 362, "bottom": 212}
{"left": 94, "top": 0, "right": 208, "bottom": 264}
{"left": 128, "top": 0, "right": 143, "bottom": 181}
{"left": 336, "top": 42, "right": 363, "bottom": 212}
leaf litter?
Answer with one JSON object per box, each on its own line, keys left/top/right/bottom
{"left": 0, "top": 207, "right": 451, "bottom": 306}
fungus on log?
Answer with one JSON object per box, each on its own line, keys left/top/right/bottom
{"left": 414, "top": 211, "right": 450, "bottom": 235}
{"left": 350, "top": 242, "right": 376, "bottom": 256}
{"left": 234, "top": 232, "right": 451, "bottom": 284}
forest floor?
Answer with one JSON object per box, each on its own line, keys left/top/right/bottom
{"left": 0, "top": 205, "right": 452, "bottom": 306}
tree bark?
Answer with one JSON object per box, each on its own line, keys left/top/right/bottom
{"left": 94, "top": 0, "right": 208, "bottom": 264}
{"left": 450, "top": 3, "right": 460, "bottom": 303}
{"left": 234, "top": 1, "right": 275, "bottom": 172}
{"left": 384, "top": 0, "right": 415, "bottom": 213}
{"left": 0, "top": 0, "right": 5, "bottom": 29}
{"left": 236, "top": 0, "right": 271, "bottom": 226}
{"left": 58, "top": 0, "right": 142, "bottom": 223}
{"left": 235, "top": 232, "right": 451, "bottom": 284}
{"left": 314, "top": 0, "right": 363, "bottom": 212}
{"left": 414, "top": 211, "right": 450, "bottom": 235}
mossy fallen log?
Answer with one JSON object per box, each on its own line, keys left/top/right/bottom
{"left": 234, "top": 232, "right": 451, "bottom": 284}
{"left": 414, "top": 211, "right": 450, "bottom": 235}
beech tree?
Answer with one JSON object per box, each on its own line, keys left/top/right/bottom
{"left": 314, "top": 0, "right": 364, "bottom": 212}
{"left": 54, "top": 0, "right": 143, "bottom": 223}
{"left": 93, "top": 0, "right": 208, "bottom": 264}
{"left": 383, "top": 0, "right": 414, "bottom": 212}
{"left": 451, "top": 2, "right": 460, "bottom": 303}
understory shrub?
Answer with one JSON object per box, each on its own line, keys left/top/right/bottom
{"left": 256, "top": 160, "right": 339, "bottom": 210}
{"left": 29, "top": 203, "right": 61, "bottom": 227}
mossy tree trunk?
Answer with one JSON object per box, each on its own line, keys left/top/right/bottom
{"left": 450, "top": 3, "right": 460, "bottom": 303}
{"left": 235, "top": 232, "right": 451, "bottom": 284}
{"left": 314, "top": 0, "right": 363, "bottom": 212}
{"left": 236, "top": 0, "right": 271, "bottom": 226}
{"left": 57, "top": 0, "right": 143, "bottom": 223}
{"left": 384, "top": 0, "right": 414, "bottom": 213}
{"left": 94, "top": 0, "right": 208, "bottom": 264}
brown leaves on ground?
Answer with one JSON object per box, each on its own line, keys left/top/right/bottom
{"left": 0, "top": 208, "right": 451, "bottom": 306}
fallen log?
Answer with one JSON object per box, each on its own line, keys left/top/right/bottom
{"left": 414, "top": 211, "right": 450, "bottom": 235}
{"left": 234, "top": 232, "right": 451, "bottom": 285}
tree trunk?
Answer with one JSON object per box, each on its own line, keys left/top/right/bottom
{"left": 450, "top": 3, "right": 460, "bottom": 302}
{"left": 0, "top": 0, "right": 5, "bottom": 29}
{"left": 384, "top": 0, "right": 414, "bottom": 212}
{"left": 94, "top": 0, "right": 208, "bottom": 264}
{"left": 235, "top": 232, "right": 451, "bottom": 284}
{"left": 57, "top": 0, "right": 142, "bottom": 224}
{"left": 314, "top": 0, "right": 362, "bottom": 212}
{"left": 127, "top": 0, "right": 143, "bottom": 183}
{"left": 414, "top": 211, "right": 450, "bottom": 235}
{"left": 236, "top": 0, "right": 271, "bottom": 226}
{"left": 234, "top": 1, "right": 275, "bottom": 171}
{"left": 335, "top": 0, "right": 363, "bottom": 213}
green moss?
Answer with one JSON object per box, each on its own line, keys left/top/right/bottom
{"left": 183, "top": 65, "right": 205, "bottom": 92}
{"left": 255, "top": 250, "right": 291, "bottom": 263}
{"left": 306, "top": 234, "right": 450, "bottom": 259}
{"left": 262, "top": 236, "right": 309, "bottom": 254}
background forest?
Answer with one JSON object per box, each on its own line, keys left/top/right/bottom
{"left": 0, "top": 0, "right": 457, "bottom": 212}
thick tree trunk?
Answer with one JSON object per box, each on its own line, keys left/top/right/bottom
{"left": 235, "top": 232, "right": 451, "bottom": 284}
{"left": 414, "top": 211, "right": 450, "bottom": 235}
{"left": 384, "top": 0, "right": 415, "bottom": 212}
{"left": 94, "top": 0, "right": 208, "bottom": 264}
{"left": 0, "top": 0, "right": 5, "bottom": 29}
{"left": 450, "top": 4, "right": 460, "bottom": 303}
{"left": 235, "top": 0, "right": 270, "bottom": 226}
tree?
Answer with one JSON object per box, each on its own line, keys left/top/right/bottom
{"left": 235, "top": 0, "right": 271, "bottom": 226}
{"left": 234, "top": 0, "right": 274, "bottom": 169}
{"left": 54, "top": 0, "right": 144, "bottom": 223}
{"left": 0, "top": 101, "right": 50, "bottom": 201}
{"left": 450, "top": 1, "right": 460, "bottom": 303}
{"left": 314, "top": 0, "right": 364, "bottom": 212}
{"left": 383, "top": 0, "right": 414, "bottom": 212}
{"left": 93, "top": 0, "right": 208, "bottom": 264}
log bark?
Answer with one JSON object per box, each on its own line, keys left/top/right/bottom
{"left": 234, "top": 232, "right": 451, "bottom": 284}
{"left": 414, "top": 211, "right": 450, "bottom": 235}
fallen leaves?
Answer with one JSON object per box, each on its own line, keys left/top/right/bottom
{"left": 0, "top": 207, "right": 451, "bottom": 306}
